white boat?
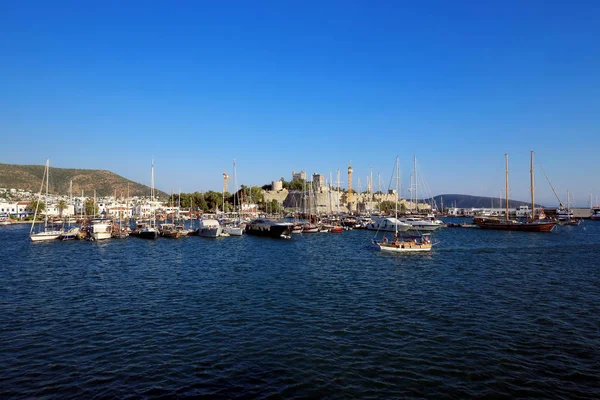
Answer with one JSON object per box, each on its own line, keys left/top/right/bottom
{"left": 591, "top": 207, "right": 600, "bottom": 220}
{"left": 91, "top": 218, "right": 113, "bottom": 240}
{"left": 366, "top": 217, "right": 411, "bottom": 232}
{"left": 397, "top": 217, "right": 441, "bottom": 231}
{"left": 30, "top": 159, "right": 63, "bottom": 242}
{"left": 222, "top": 159, "right": 244, "bottom": 236}
{"left": 198, "top": 219, "right": 222, "bottom": 237}
{"left": 373, "top": 157, "right": 435, "bottom": 253}
{"left": 60, "top": 226, "right": 80, "bottom": 240}
{"left": 223, "top": 224, "right": 243, "bottom": 236}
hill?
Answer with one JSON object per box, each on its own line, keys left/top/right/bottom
{"left": 0, "top": 163, "right": 169, "bottom": 198}
{"left": 428, "top": 194, "right": 543, "bottom": 209}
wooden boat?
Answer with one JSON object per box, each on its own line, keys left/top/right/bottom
{"left": 302, "top": 223, "right": 320, "bottom": 233}
{"left": 160, "top": 223, "right": 184, "bottom": 239}
{"left": 474, "top": 152, "right": 556, "bottom": 232}
{"left": 375, "top": 233, "right": 433, "bottom": 252}
{"left": 373, "top": 157, "right": 436, "bottom": 253}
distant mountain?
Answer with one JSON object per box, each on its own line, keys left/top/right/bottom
{"left": 0, "top": 163, "right": 168, "bottom": 198}
{"left": 427, "top": 194, "right": 543, "bottom": 209}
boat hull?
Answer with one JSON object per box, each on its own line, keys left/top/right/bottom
{"left": 30, "top": 231, "right": 62, "bottom": 242}
{"left": 224, "top": 226, "right": 243, "bottom": 236}
{"left": 475, "top": 220, "right": 556, "bottom": 232}
{"left": 245, "top": 221, "right": 292, "bottom": 238}
{"left": 198, "top": 227, "right": 222, "bottom": 238}
{"left": 136, "top": 229, "right": 158, "bottom": 239}
{"left": 375, "top": 241, "right": 432, "bottom": 252}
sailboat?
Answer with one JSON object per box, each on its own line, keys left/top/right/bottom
{"left": 134, "top": 159, "right": 159, "bottom": 239}
{"left": 30, "top": 159, "right": 63, "bottom": 241}
{"left": 372, "top": 157, "right": 434, "bottom": 253}
{"left": 224, "top": 159, "right": 244, "bottom": 236}
{"left": 474, "top": 152, "right": 556, "bottom": 232}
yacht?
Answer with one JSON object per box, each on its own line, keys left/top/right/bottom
{"left": 397, "top": 217, "right": 441, "bottom": 231}
{"left": 366, "top": 217, "right": 411, "bottom": 232}
{"left": 197, "top": 219, "right": 223, "bottom": 238}
{"left": 245, "top": 219, "right": 293, "bottom": 238}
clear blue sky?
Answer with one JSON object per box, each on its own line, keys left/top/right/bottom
{"left": 1, "top": 1, "right": 598, "bottom": 206}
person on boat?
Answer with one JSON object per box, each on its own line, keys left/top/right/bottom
{"left": 383, "top": 236, "right": 388, "bottom": 244}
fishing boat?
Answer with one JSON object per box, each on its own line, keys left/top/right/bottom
{"left": 474, "top": 152, "right": 556, "bottom": 232}
{"left": 159, "top": 223, "right": 184, "bottom": 238}
{"left": 301, "top": 223, "right": 320, "bottom": 233}
{"left": 372, "top": 157, "right": 435, "bottom": 253}
{"left": 30, "top": 159, "right": 63, "bottom": 241}
{"left": 328, "top": 225, "right": 343, "bottom": 233}
{"left": 90, "top": 218, "right": 113, "bottom": 240}
{"left": 244, "top": 218, "right": 293, "bottom": 238}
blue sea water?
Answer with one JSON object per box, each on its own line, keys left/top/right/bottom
{"left": 1, "top": 220, "right": 599, "bottom": 398}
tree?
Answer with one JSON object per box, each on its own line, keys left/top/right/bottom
{"left": 84, "top": 199, "right": 98, "bottom": 216}
{"left": 288, "top": 179, "right": 305, "bottom": 191}
{"left": 203, "top": 191, "right": 222, "bottom": 212}
{"left": 267, "top": 199, "right": 283, "bottom": 214}
{"left": 57, "top": 200, "right": 67, "bottom": 217}
{"left": 378, "top": 200, "right": 400, "bottom": 214}
{"left": 27, "top": 200, "right": 45, "bottom": 214}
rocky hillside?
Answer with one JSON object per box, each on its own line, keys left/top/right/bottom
{"left": 0, "top": 163, "right": 168, "bottom": 198}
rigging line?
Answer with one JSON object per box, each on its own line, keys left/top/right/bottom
{"left": 537, "top": 161, "right": 563, "bottom": 208}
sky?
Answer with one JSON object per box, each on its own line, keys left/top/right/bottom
{"left": 1, "top": 0, "right": 598, "bottom": 206}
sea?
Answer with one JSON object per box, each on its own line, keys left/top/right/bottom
{"left": 1, "top": 219, "right": 599, "bottom": 399}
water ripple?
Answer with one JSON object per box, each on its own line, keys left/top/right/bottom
{"left": 1, "top": 222, "right": 599, "bottom": 398}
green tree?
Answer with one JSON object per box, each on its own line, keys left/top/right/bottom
{"left": 267, "top": 199, "right": 283, "bottom": 214}
{"left": 203, "top": 191, "right": 222, "bottom": 212}
{"left": 248, "top": 186, "right": 264, "bottom": 207}
{"left": 378, "top": 200, "right": 401, "bottom": 214}
{"left": 57, "top": 200, "right": 67, "bottom": 216}
{"left": 27, "top": 200, "right": 45, "bottom": 214}
{"left": 84, "top": 199, "right": 98, "bottom": 216}
{"left": 288, "top": 179, "right": 305, "bottom": 191}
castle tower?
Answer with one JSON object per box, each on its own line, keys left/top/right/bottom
{"left": 347, "top": 164, "right": 353, "bottom": 212}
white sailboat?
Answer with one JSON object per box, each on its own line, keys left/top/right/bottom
{"left": 373, "top": 157, "right": 435, "bottom": 253}
{"left": 30, "top": 159, "right": 63, "bottom": 241}
{"left": 224, "top": 159, "right": 243, "bottom": 236}
{"left": 136, "top": 159, "right": 159, "bottom": 239}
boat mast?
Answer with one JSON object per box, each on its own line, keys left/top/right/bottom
{"left": 530, "top": 150, "right": 535, "bottom": 220}
{"left": 369, "top": 166, "right": 373, "bottom": 214}
{"left": 30, "top": 159, "right": 48, "bottom": 235}
{"left": 414, "top": 155, "right": 417, "bottom": 213}
{"left": 395, "top": 156, "right": 399, "bottom": 237}
{"left": 505, "top": 153, "right": 509, "bottom": 220}
{"left": 151, "top": 158, "right": 155, "bottom": 227}
{"left": 232, "top": 159, "right": 237, "bottom": 224}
